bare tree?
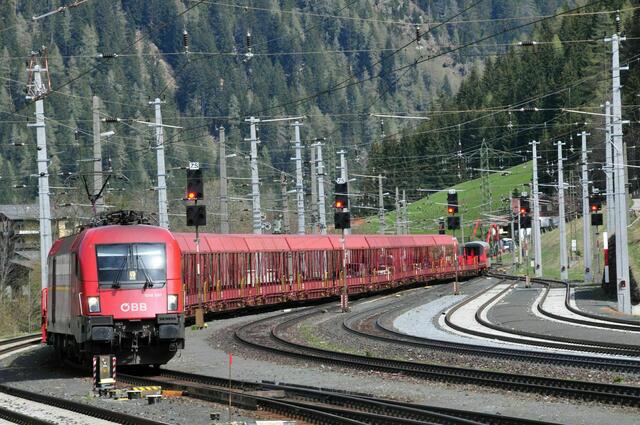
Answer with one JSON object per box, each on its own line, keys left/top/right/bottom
{"left": 0, "top": 214, "right": 17, "bottom": 293}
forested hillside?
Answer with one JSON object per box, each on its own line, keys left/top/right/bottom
{"left": 367, "top": 0, "right": 640, "bottom": 211}
{"left": 0, "top": 1, "right": 578, "bottom": 231}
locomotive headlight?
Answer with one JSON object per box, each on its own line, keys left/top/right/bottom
{"left": 88, "top": 296, "right": 100, "bottom": 313}
{"left": 167, "top": 294, "right": 178, "bottom": 312}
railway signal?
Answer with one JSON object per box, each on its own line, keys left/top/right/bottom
{"left": 186, "top": 205, "right": 206, "bottom": 227}
{"left": 590, "top": 193, "right": 603, "bottom": 226}
{"left": 519, "top": 195, "right": 530, "bottom": 215}
{"left": 447, "top": 216, "right": 460, "bottom": 230}
{"left": 518, "top": 193, "right": 531, "bottom": 228}
{"left": 447, "top": 190, "right": 458, "bottom": 215}
{"left": 519, "top": 215, "right": 532, "bottom": 229}
{"left": 185, "top": 165, "right": 206, "bottom": 227}
{"left": 334, "top": 182, "right": 350, "bottom": 230}
{"left": 590, "top": 194, "right": 603, "bottom": 212}
{"left": 591, "top": 213, "right": 603, "bottom": 226}
{"left": 186, "top": 168, "right": 204, "bottom": 200}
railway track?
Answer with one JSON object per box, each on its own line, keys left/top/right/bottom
{"left": 0, "top": 335, "right": 168, "bottom": 425}
{"left": 444, "top": 278, "right": 640, "bottom": 356}
{"left": 493, "top": 273, "right": 640, "bottom": 330}
{"left": 0, "top": 384, "right": 169, "bottom": 425}
{"left": 123, "top": 368, "right": 563, "bottom": 425}
{"left": 343, "top": 298, "right": 640, "bottom": 373}
{"left": 234, "top": 304, "right": 640, "bottom": 407}
{"left": 0, "top": 334, "right": 41, "bottom": 357}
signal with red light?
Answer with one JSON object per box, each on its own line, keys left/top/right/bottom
{"left": 446, "top": 191, "right": 458, "bottom": 215}
{"left": 519, "top": 196, "right": 530, "bottom": 215}
{"left": 334, "top": 181, "right": 350, "bottom": 230}
{"left": 334, "top": 182, "right": 349, "bottom": 210}
{"left": 589, "top": 194, "right": 603, "bottom": 213}
{"left": 186, "top": 169, "right": 204, "bottom": 200}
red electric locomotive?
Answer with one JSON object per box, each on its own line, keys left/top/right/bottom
{"left": 44, "top": 214, "right": 184, "bottom": 366}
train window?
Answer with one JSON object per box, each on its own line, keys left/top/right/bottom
{"left": 96, "top": 243, "right": 166, "bottom": 288}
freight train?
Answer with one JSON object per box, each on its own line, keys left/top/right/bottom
{"left": 175, "top": 233, "right": 488, "bottom": 314}
{"left": 42, "top": 215, "right": 490, "bottom": 366}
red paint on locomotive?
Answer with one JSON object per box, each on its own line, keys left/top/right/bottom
{"left": 43, "top": 225, "right": 184, "bottom": 366}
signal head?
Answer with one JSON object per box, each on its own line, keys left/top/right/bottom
{"left": 187, "top": 191, "right": 197, "bottom": 200}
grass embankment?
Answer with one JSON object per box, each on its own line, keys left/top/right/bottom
{"left": 503, "top": 212, "right": 640, "bottom": 282}
{"left": 356, "top": 162, "right": 532, "bottom": 236}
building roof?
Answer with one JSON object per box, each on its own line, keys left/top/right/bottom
{"left": 0, "top": 204, "right": 39, "bottom": 221}
{"left": 11, "top": 250, "right": 40, "bottom": 270}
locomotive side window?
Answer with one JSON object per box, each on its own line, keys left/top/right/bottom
{"left": 96, "top": 243, "right": 166, "bottom": 288}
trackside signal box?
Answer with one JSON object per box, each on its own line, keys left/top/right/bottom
{"left": 93, "top": 354, "right": 116, "bottom": 395}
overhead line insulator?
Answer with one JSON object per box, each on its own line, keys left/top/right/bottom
{"left": 183, "top": 29, "right": 190, "bottom": 54}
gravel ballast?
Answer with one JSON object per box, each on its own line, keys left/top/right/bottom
{"left": 3, "top": 276, "right": 639, "bottom": 425}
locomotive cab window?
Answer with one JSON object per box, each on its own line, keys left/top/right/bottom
{"left": 96, "top": 243, "right": 166, "bottom": 288}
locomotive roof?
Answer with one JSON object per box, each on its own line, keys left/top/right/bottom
{"left": 49, "top": 225, "right": 175, "bottom": 257}
{"left": 464, "top": 241, "right": 490, "bottom": 248}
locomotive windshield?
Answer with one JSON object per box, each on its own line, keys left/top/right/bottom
{"left": 96, "top": 243, "right": 166, "bottom": 288}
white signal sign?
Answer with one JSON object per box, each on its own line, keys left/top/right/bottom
{"left": 188, "top": 162, "right": 200, "bottom": 170}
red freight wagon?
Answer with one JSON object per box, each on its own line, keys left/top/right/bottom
{"left": 176, "top": 234, "right": 467, "bottom": 315}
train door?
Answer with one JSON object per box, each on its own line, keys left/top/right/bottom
{"left": 50, "top": 256, "right": 56, "bottom": 326}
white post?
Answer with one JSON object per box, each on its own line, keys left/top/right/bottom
{"left": 604, "top": 101, "right": 613, "bottom": 285}
{"left": 510, "top": 203, "right": 517, "bottom": 268}
{"left": 580, "top": 131, "right": 592, "bottom": 283}
{"left": 395, "top": 187, "right": 400, "bottom": 235}
{"left": 531, "top": 141, "right": 543, "bottom": 277}
{"left": 280, "top": 171, "right": 290, "bottom": 234}
{"left": 315, "top": 142, "right": 327, "bottom": 234}
{"left": 26, "top": 62, "right": 53, "bottom": 291}
{"left": 293, "top": 121, "right": 305, "bottom": 234}
{"left": 246, "top": 117, "right": 262, "bottom": 234}
{"left": 557, "top": 142, "right": 569, "bottom": 282}
{"left": 609, "top": 32, "right": 631, "bottom": 313}
{"left": 402, "top": 189, "right": 407, "bottom": 234}
{"left": 219, "top": 127, "right": 229, "bottom": 233}
{"left": 310, "top": 146, "right": 318, "bottom": 233}
{"left": 151, "top": 98, "right": 169, "bottom": 229}
{"left": 92, "top": 96, "right": 105, "bottom": 213}
{"left": 378, "top": 174, "right": 385, "bottom": 235}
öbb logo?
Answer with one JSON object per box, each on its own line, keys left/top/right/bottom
{"left": 120, "top": 303, "right": 147, "bottom": 312}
